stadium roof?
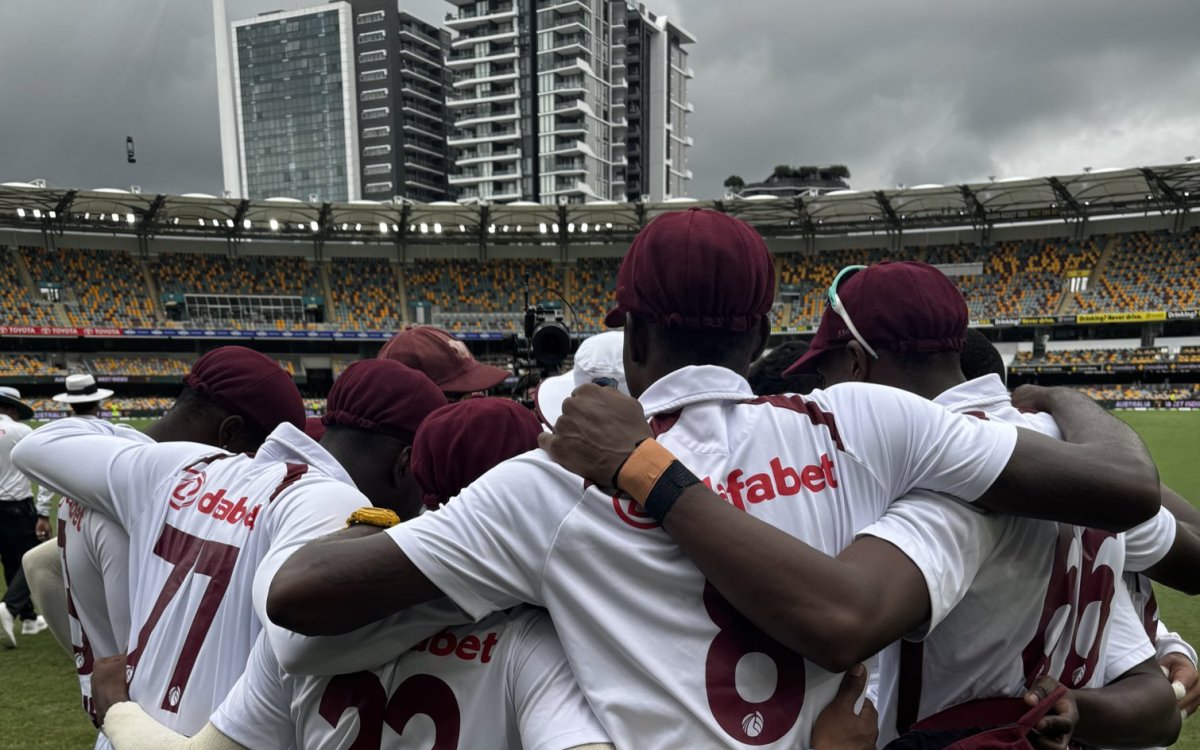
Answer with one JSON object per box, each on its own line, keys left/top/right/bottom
{"left": 1, "top": 162, "right": 1197, "bottom": 246}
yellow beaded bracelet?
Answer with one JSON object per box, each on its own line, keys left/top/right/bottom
{"left": 345, "top": 507, "right": 401, "bottom": 529}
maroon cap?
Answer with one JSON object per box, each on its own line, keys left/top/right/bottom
{"left": 184, "top": 346, "right": 305, "bottom": 434}
{"left": 784, "top": 261, "right": 968, "bottom": 375}
{"left": 411, "top": 398, "right": 542, "bottom": 509}
{"left": 605, "top": 208, "right": 776, "bottom": 331}
{"left": 303, "top": 417, "right": 326, "bottom": 442}
{"left": 378, "top": 326, "right": 510, "bottom": 395}
{"left": 323, "top": 359, "right": 447, "bottom": 440}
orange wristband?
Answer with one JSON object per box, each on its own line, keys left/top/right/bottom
{"left": 617, "top": 439, "right": 679, "bottom": 505}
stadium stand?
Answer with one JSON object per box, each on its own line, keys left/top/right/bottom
{"left": 153, "top": 253, "right": 321, "bottom": 297}
{"left": 405, "top": 259, "right": 561, "bottom": 333}
{"left": 1013, "top": 347, "right": 1168, "bottom": 367}
{"left": 0, "top": 247, "right": 61, "bottom": 326}
{"left": 0, "top": 230, "right": 1188, "bottom": 334}
{"left": 572, "top": 257, "right": 620, "bottom": 332}
{"left": 1179, "top": 346, "right": 1200, "bottom": 364}
{"left": 28, "top": 396, "right": 175, "bottom": 414}
{"left": 21, "top": 246, "right": 160, "bottom": 327}
{"left": 1078, "top": 385, "right": 1200, "bottom": 402}
{"left": 327, "top": 257, "right": 403, "bottom": 331}
{"left": 1074, "top": 229, "right": 1200, "bottom": 313}
{"left": 0, "top": 353, "right": 60, "bottom": 377}
{"left": 89, "top": 356, "right": 191, "bottom": 377}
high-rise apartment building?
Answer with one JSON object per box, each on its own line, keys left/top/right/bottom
{"left": 618, "top": 2, "right": 694, "bottom": 203}
{"left": 215, "top": 0, "right": 452, "bottom": 203}
{"left": 445, "top": 0, "right": 693, "bottom": 205}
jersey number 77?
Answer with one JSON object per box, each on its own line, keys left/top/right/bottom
{"left": 124, "top": 524, "right": 241, "bottom": 712}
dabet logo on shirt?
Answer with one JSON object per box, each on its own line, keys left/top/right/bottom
{"left": 169, "top": 471, "right": 261, "bottom": 528}
{"left": 613, "top": 454, "right": 839, "bottom": 529}
{"left": 169, "top": 467, "right": 205, "bottom": 510}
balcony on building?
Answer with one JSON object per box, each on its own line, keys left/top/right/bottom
{"left": 446, "top": 1, "right": 516, "bottom": 29}
{"left": 537, "top": 0, "right": 588, "bottom": 13}
{"left": 452, "top": 61, "right": 517, "bottom": 88}
{"left": 447, "top": 41, "right": 518, "bottom": 68}
{"left": 451, "top": 21, "right": 516, "bottom": 46}
{"left": 449, "top": 83, "right": 518, "bottom": 107}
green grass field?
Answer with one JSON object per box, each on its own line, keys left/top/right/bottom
{"left": 0, "top": 413, "right": 1198, "bottom": 749}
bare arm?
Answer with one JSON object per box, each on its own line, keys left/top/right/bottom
{"left": 266, "top": 525, "right": 443, "bottom": 636}
{"left": 978, "top": 386, "right": 1160, "bottom": 531}
{"left": 1070, "top": 659, "right": 1181, "bottom": 748}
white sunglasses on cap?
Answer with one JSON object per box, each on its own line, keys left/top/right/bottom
{"left": 827, "top": 265, "right": 879, "bottom": 360}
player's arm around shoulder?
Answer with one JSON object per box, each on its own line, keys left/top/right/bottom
{"left": 268, "top": 451, "right": 567, "bottom": 638}
{"left": 982, "top": 385, "right": 1161, "bottom": 531}
{"left": 103, "top": 704, "right": 248, "bottom": 750}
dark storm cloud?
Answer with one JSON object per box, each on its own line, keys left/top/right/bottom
{"left": 678, "top": 0, "right": 1200, "bottom": 193}
{"left": 2, "top": 1, "right": 1198, "bottom": 198}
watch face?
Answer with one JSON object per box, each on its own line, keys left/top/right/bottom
{"left": 592, "top": 377, "right": 619, "bottom": 388}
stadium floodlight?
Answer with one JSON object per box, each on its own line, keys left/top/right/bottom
{"left": 32, "top": 209, "right": 41, "bottom": 219}
{"left": 606, "top": 222, "right": 613, "bottom": 229}
{"left": 488, "top": 224, "right": 497, "bottom": 234}
{"left": 111, "top": 213, "right": 120, "bottom": 222}
{"left": 502, "top": 225, "right": 509, "bottom": 232}
{"left": 551, "top": 223, "right": 559, "bottom": 233}
{"left": 379, "top": 222, "right": 388, "bottom": 234}
{"left": 515, "top": 225, "right": 522, "bottom": 232}
{"left": 127, "top": 213, "right": 136, "bottom": 224}
{"left": 310, "top": 221, "right": 319, "bottom": 232}
{"left": 269, "top": 218, "right": 280, "bottom": 231}
{"left": 198, "top": 218, "right": 205, "bottom": 227}
{"left": 355, "top": 223, "right": 362, "bottom": 231}
{"left": 392, "top": 224, "right": 399, "bottom": 233}
{"left": 459, "top": 224, "right": 467, "bottom": 233}
{"left": 243, "top": 219, "right": 252, "bottom": 230}
{"left": 539, "top": 223, "right": 548, "bottom": 234}
{"left": 580, "top": 222, "right": 588, "bottom": 233}
{"left": 433, "top": 223, "right": 443, "bottom": 234}
{"left": 419, "top": 223, "right": 429, "bottom": 233}
{"left": 567, "top": 223, "right": 575, "bottom": 233}
{"left": 226, "top": 219, "right": 234, "bottom": 229}
{"left": 16, "top": 208, "right": 24, "bottom": 218}
{"left": 84, "top": 212, "right": 90, "bottom": 220}
{"left": 297, "top": 224, "right": 306, "bottom": 231}
{"left": 48, "top": 210, "right": 56, "bottom": 219}
{"left": 215, "top": 220, "right": 223, "bottom": 228}
{"left": 342, "top": 223, "right": 350, "bottom": 231}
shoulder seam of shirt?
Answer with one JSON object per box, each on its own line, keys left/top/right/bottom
{"left": 539, "top": 467, "right": 593, "bottom": 604}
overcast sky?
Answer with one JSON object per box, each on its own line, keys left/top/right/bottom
{"left": 2, "top": 0, "right": 1198, "bottom": 198}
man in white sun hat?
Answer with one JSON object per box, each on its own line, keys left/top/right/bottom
{"left": 0, "top": 385, "right": 43, "bottom": 647}
{"left": 535, "top": 331, "right": 628, "bottom": 428}
{"left": 35, "top": 374, "right": 115, "bottom": 523}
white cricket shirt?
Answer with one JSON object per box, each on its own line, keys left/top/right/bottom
{"left": 0, "top": 413, "right": 32, "bottom": 501}
{"left": 861, "top": 375, "right": 1172, "bottom": 743}
{"left": 386, "top": 365, "right": 1018, "bottom": 749}
{"left": 212, "top": 607, "right": 609, "bottom": 750}
{"left": 14, "top": 419, "right": 462, "bottom": 736}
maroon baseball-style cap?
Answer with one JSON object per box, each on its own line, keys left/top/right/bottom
{"left": 184, "top": 346, "right": 305, "bottom": 434}
{"left": 411, "top": 397, "right": 542, "bottom": 509}
{"left": 605, "top": 208, "right": 776, "bottom": 331}
{"left": 323, "top": 359, "right": 447, "bottom": 441}
{"left": 378, "top": 326, "right": 510, "bottom": 395}
{"left": 784, "top": 261, "right": 969, "bottom": 375}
